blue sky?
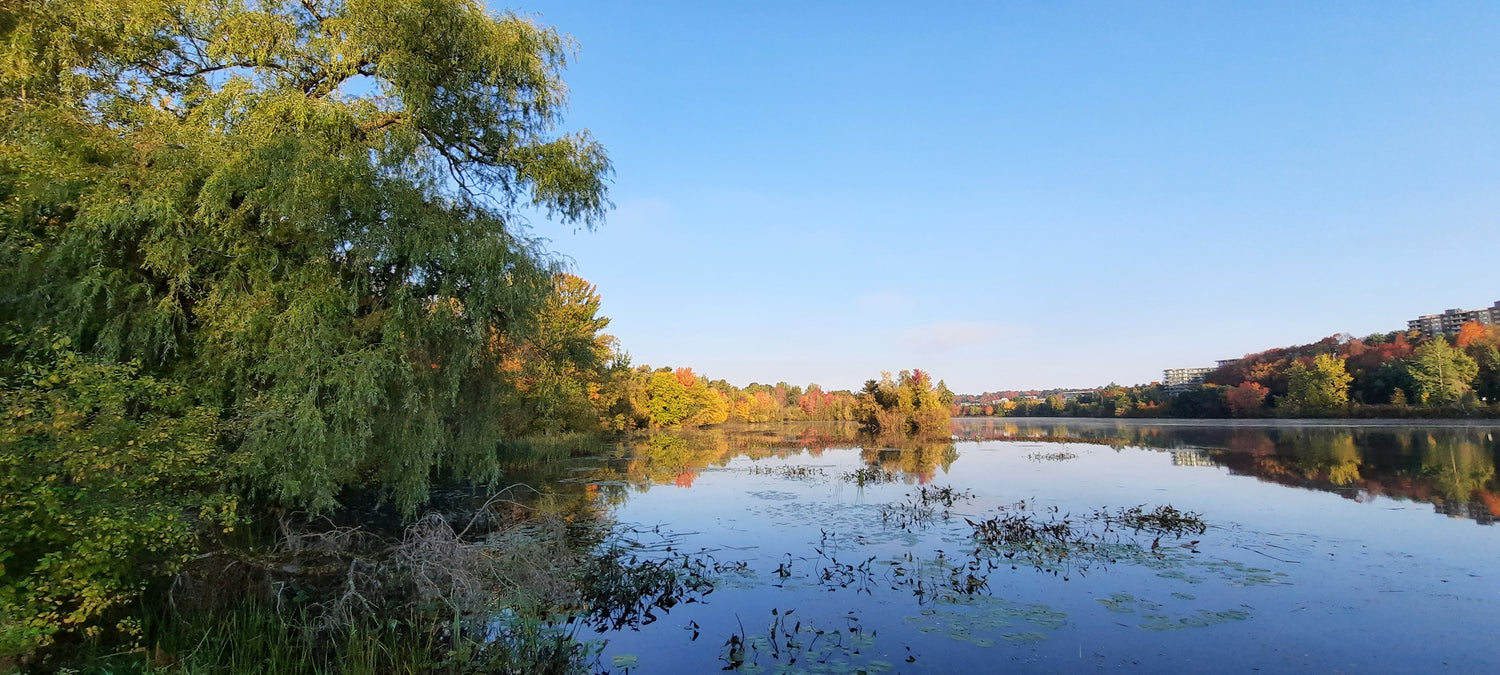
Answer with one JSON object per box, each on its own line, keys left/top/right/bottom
{"left": 504, "top": 1, "right": 1500, "bottom": 393}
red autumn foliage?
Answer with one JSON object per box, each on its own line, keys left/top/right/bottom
{"left": 1342, "top": 333, "right": 1413, "bottom": 373}
{"left": 1225, "top": 381, "right": 1270, "bottom": 417}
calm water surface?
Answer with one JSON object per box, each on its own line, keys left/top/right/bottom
{"left": 546, "top": 419, "right": 1500, "bottom": 673}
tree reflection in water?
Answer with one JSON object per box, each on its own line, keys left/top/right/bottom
{"left": 514, "top": 421, "right": 1500, "bottom": 525}
{"left": 958, "top": 419, "right": 1500, "bottom": 524}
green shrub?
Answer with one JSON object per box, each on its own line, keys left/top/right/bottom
{"left": 0, "top": 339, "right": 238, "bottom": 658}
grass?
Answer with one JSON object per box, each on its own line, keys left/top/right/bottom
{"left": 57, "top": 601, "right": 594, "bottom": 675}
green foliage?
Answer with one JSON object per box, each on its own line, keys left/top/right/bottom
{"left": 1420, "top": 437, "right": 1495, "bottom": 502}
{"left": 1, "top": 0, "right": 611, "bottom": 514}
{"left": 955, "top": 383, "right": 1174, "bottom": 419}
{"left": 683, "top": 381, "right": 730, "bottom": 426}
{"left": 1408, "top": 337, "right": 1479, "bottom": 406}
{"left": 592, "top": 366, "right": 860, "bottom": 430}
{"left": 1361, "top": 361, "right": 1419, "bottom": 405}
{"left": 645, "top": 370, "right": 693, "bottom": 427}
{"left": 1169, "top": 384, "right": 1230, "bottom": 418}
{"left": 131, "top": 600, "right": 596, "bottom": 675}
{"left": 0, "top": 337, "right": 237, "bottom": 656}
{"left": 1, "top": 2, "right": 613, "bottom": 660}
{"left": 593, "top": 360, "right": 651, "bottom": 432}
{"left": 1471, "top": 345, "right": 1500, "bottom": 402}
{"left": 1281, "top": 354, "right": 1352, "bottom": 414}
{"left": 626, "top": 368, "right": 731, "bottom": 428}
{"left": 496, "top": 274, "right": 619, "bottom": 435}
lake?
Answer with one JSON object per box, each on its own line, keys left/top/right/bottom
{"left": 536, "top": 418, "right": 1500, "bottom": 673}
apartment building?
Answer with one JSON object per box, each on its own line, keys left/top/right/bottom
{"left": 1407, "top": 301, "right": 1500, "bottom": 338}
{"left": 1163, "top": 367, "right": 1215, "bottom": 388}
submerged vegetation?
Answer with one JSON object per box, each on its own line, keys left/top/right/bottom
{"left": 747, "top": 464, "right": 828, "bottom": 480}
{"left": 1028, "top": 450, "right": 1080, "bottom": 462}
{"left": 841, "top": 466, "right": 901, "bottom": 487}
{"left": 879, "top": 485, "right": 975, "bottom": 531}
{"left": 967, "top": 501, "right": 1207, "bottom": 578}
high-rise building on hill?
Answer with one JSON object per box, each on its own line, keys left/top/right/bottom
{"left": 1407, "top": 301, "right": 1500, "bottom": 337}
{"left": 1163, "top": 367, "right": 1214, "bottom": 389}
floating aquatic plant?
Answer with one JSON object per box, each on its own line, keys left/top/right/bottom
{"left": 840, "top": 466, "right": 900, "bottom": 487}
{"left": 747, "top": 464, "right": 829, "bottom": 480}
{"left": 1116, "top": 504, "right": 1208, "bottom": 537}
{"left": 880, "top": 485, "right": 976, "bottom": 531}
{"left": 1028, "top": 451, "right": 1080, "bottom": 462}
{"left": 719, "top": 608, "right": 898, "bottom": 673}
{"left": 966, "top": 501, "right": 1209, "bottom": 579}
{"left": 580, "top": 527, "right": 753, "bottom": 631}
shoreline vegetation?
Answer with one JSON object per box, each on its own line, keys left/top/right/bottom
{"left": 955, "top": 327, "right": 1500, "bottom": 421}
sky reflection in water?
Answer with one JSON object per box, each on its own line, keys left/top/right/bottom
{"left": 559, "top": 419, "right": 1500, "bottom": 673}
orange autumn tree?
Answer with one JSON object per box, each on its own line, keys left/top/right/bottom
{"left": 1456, "top": 322, "right": 1500, "bottom": 402}
{"left": 1452, "top": 321, "right": 1488, "bottom": 348}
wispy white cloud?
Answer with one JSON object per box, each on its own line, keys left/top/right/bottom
{"left": 897, "top": 321, "right": 1010, "bottom": 351}
{"left": 856, "top": 290, "right": 917, "bottom": 311}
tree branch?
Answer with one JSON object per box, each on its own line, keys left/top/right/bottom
{"left": 360, "top": 114, "right": 408, "bottom": 134}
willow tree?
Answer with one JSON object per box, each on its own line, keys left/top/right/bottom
{"left": 0, "top": 0, "right": 611, "bottom": 514}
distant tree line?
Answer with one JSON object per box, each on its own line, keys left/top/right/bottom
{"left": 956, "top": 324, "right": 1500, "bottom": 419}
{"left": 500, "top": 276, "right": 949, "bottom": 433}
